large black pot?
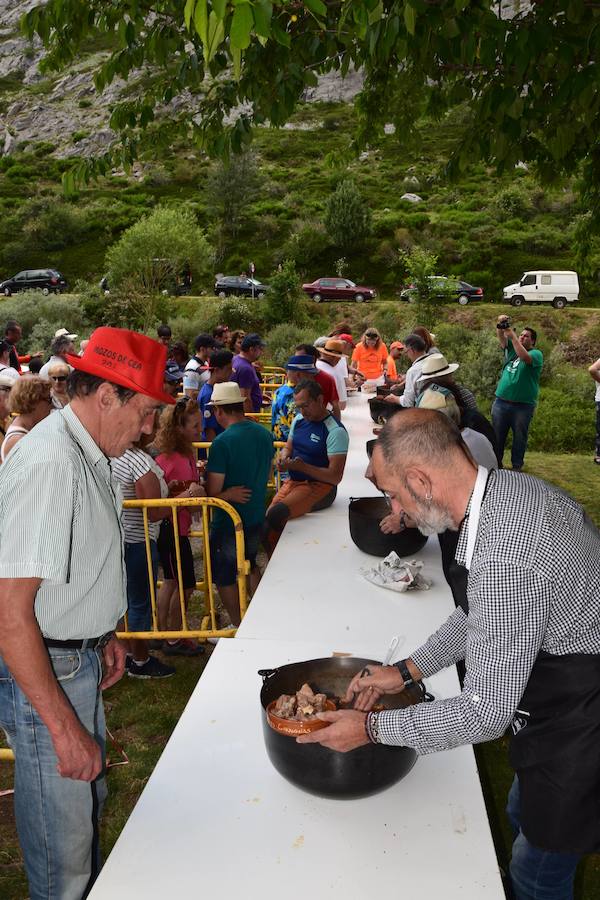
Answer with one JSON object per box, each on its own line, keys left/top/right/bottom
{"left": 368, "top": 397, "right": 404, "bottom": 424}
{"left": 259, "top": 656, "right": 429, "bottom": 799}
{"left": 349, "top": 496, "right": 428, "bottom": 557}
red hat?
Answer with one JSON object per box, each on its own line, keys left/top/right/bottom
{"left": 390, "top": 341, "right": 405, "bottom": 351}
{"left": 338, "top": 333, "right": 355, "bottom": 346}
{"left": 66, "top": 327, "right": 176, "bottom": 405}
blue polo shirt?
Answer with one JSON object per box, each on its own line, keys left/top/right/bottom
{"left": 288, "top": 413, "right": 348, "bottom": 482}
{"left": 198, "top": 382, "right": 224, "bottom": 440}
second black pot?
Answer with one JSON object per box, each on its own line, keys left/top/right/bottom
{"left": 348, "top": 497, "right": 429, "bottom": 557}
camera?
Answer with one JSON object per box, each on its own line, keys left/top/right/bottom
{"left": 497, "top": 318, "right": 511, "bottom": 330}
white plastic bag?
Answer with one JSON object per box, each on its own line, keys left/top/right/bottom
{"left": 361, "top": 552, "right": 431, "bottom": 593}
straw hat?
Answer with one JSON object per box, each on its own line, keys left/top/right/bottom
{"left": 208, "top": 382, "right": 244, "bottom": 405}
{"left": 318, "top": 339, "right": 345, "bottom": 359}
{"left": 416, "top": 353, "right": 459, "bottom": 382}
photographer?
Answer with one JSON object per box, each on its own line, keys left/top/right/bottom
{"left": 492, "top": 316, "right": 543, "bottom": 471}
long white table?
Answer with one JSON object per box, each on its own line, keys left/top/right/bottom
{"left": 90, "top": 393, "right": 505, "bottom": 899}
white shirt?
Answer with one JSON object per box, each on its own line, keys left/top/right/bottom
{"left": 183, "top": 357, "right": 210, "bottom": 393}
{"left": 0, "top": 365, "right": 20, "bottom": 384}
{"left": 399, "top": 355, "right": 428, "bottom": 407}
{"left": 317, "top": 359, "right": 347, "bottom": 403}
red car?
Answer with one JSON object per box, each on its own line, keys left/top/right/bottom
{"left": 301, "top": 277, "right": 377, "bottom": 303}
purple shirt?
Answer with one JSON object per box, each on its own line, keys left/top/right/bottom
{"left": 231, "top": 355, "right": 262, "bottom": 412}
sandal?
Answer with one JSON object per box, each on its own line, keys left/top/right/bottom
{"left": 594, "top": 457, "right": 600, "bottom": 465}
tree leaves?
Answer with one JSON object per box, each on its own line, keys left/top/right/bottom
{"left": 206, "top": 10, "right": 225, "bottom": 61}
{"left": 19, "top": 0, "right": 600, "bottom": 220}
{"left": 404, "top": 2, "right": 417, "bottom": 36}
{"left": 230, "top": 2, "right": 254, "bottom": 50}
{"left": 194, "top": 0, "right": 209, "bottom": 47}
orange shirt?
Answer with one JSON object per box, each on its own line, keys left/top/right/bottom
{"left": 352, "top": 342, "right": 389, "bottom": 379}
{"left": 387, "top": 355, "right": 397, "bottom": 379}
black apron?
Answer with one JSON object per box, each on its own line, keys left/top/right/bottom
{"left": 446, "top": 466, "right": 600, "bottom": 854}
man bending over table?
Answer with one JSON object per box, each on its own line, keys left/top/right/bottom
{"left": 263, "top": 379, "right": 348, "bottom": 554}
{"left": 300, "top": 409, "right": 600, "bottom": 900}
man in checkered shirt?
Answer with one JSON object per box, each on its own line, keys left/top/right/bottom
{"left": 300, "top": 410, "right": 600, "bottom": 900}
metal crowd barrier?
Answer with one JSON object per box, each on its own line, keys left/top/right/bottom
{"left": 119, "top": 496, "right": 249, "bottom": 641}
{"left": 192, "top": 440, "right": 285, "bottom": 490}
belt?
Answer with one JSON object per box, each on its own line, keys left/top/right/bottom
{"left": 43, "top": 632, "right": 114, "bottom": 651}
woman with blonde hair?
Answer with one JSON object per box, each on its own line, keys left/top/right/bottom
{"left": 154, "top": 398, "right": 206, "bottom": 656}
{"left": 1, "top": 377, "right": 52, "bottom": 462}
{"left": 48, "top": 361, "right": 70, "bottom": 410}
{"left": 351, "top": 327, "right": 389, "bottom": 384}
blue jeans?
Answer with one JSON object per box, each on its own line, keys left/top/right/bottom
{"left": 491, "top": 397, "right": 535, "bottom": 468}
{"left": 209, "top": 521, "right": 262, "bottom": 587}
{"left": 0, "top": 647, "right": 107, "bottom": 900}
{"left": 124, "top": 539, "right": 158, "bottom": 631}
{"left": 506, "top": 776, "right": 581, "bottom": 900}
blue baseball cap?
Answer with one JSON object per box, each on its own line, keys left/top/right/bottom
{"left": 286, "top": 354, "right": 318, "bottom": 374}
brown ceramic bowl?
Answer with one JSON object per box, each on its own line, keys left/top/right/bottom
{"left": 266, "top": 699, "right": 337, "bottom": 737}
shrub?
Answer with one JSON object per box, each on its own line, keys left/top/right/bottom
{"left": 0, "top": 291, "right": 92, "bottom": 354}
{"left": 263, "top": 323, "right": 319, "bottom": 367}
{"left": 263, "top": 260, "right": 305, "bottom": 329}
{"left": 282, "top": 221, "right": 330, "bottom": 270}
{"left": 324, "top": 179, "right": 372, "bottom": 251}
{"left": 105, "top": 205, "right": 213, "bottom": 293}
{"left": 205, "top": 152, "right": 262, "bottom": 237}
{"left": 216, "top": 296, "right": 263, "bottom": 332}
{"left": 493, "top": 184, "right": 532, "bottom": 220}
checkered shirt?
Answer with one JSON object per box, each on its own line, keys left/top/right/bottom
{"left": 374, "top": 469, "right": 600, "bottom": 754}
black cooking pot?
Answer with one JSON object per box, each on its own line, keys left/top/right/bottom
{"left": 259, "top": 656, "right": 430, "bottom": 799}
{"left": 348, "top": 496, "right": 428, "bottom": 557}
{"left": 368, "top": 397, "right": 404, "bottom": 424}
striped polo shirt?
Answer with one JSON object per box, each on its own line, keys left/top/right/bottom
{"left": 0, "top": 405, "right": 126, "bottom": 639}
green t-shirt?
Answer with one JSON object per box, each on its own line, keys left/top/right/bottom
{"left": 496, "top": 344, "right": 543, "bottom": 405}
{"left": 206, "top": 420, "right": 274, "bottom": 530}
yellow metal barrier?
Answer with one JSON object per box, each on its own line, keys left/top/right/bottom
{"left": 193, "top": 440, "right": 285, "bottom": 490}
{"left": 119, "top": 496, "right": 249, "bottom": 641}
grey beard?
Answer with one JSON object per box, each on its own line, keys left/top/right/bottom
{"left": 412, "top": 501, "right": 455, "bottom": 536}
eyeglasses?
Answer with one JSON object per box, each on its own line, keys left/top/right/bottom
{"left": 365, "top": 334, "right": 378, "bottom": 340}
{"left": 50, "top": 375, "right": 68, "bottom": 382}
{"left": 0, "top": 386, "right": 11, "bottom": 393}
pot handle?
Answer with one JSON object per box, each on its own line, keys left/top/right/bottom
{"left": 257, "top": 668, "right": 277, "bottom": 683}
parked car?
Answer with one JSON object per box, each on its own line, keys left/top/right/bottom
{"left": 215, "top": 275, "right": 269, "bottom": 299}
{"left": 0, "top": 268, "right": 68, "bottom": 297}
{"left": 399, "top": 276, "right": 483, "bottom": 305}
{"left": 502, "top": 270, "right": 579, "bottom": 308}
{"left": 301, "top": 277, "right": 377, "bottom": 303}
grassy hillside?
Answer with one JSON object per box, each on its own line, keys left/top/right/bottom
{"left": 0, "top": 101, "right": 593, "bottom": 304}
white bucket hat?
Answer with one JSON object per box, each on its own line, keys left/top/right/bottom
{"left": 416, "top": 353, "right": 459, "bottom": 382}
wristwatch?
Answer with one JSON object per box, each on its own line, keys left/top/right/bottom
{"left": 395, "top": 658, "right": 414, "bottom": 688}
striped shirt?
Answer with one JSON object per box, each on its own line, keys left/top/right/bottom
{"left": 0, "top": 405, "right": 126, "bottom": 639}
{"left": 111, "top": 448, "right": 168, "bottom": 543}
{"left": 373, "top": 469, "right": 600, "bottom": 754}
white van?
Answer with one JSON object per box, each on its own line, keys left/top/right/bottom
{"left": 502, "top": 271, "right": 579, "bottom": 309}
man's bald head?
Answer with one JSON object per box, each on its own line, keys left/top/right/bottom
{"left": 378, "top": 408, "right": 467, "bottom": 475}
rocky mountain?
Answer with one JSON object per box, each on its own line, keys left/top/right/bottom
{"left": 0, "top": 0, "right": 364, "bottom": 160}
{"left": 0, "top": 0, "right": 528, "bottom": 160}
